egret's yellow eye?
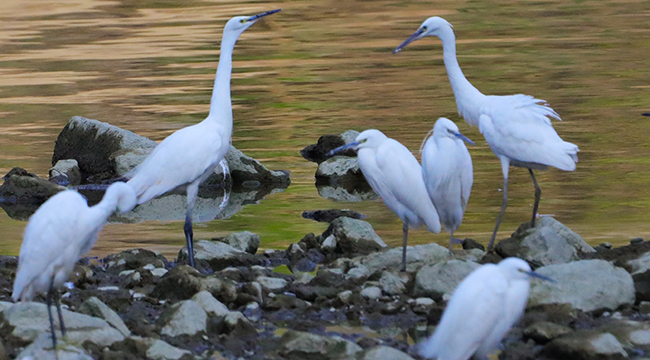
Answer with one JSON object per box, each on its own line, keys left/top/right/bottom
{"left": 240, "top": 19, "right": 247, "bottom": 24}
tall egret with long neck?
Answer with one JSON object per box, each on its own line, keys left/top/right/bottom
{"left": 127, "top": 10, "right": 281, "bottom": 267}
{"left": 394, "top": 17, "right": 579, "bottom": 250}
{"left": 421, "top": 117, "right": 474, "bottom": 252}
{"left": 12, "top": 182, "right": 136, "bottom": 352}
{"left": 418, "top": 257, "right": 553, "bottom": 360}
{"left": 328, "top": 129, "right": 441, "bottom": 271}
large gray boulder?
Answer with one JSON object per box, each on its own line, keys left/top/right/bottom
{"left": 0, "top": 167, "right": 64, "bottom": 205}
{"left": 495, "top": 218, "right": 595, "bottom": 268}
{"left": 342, "top": 243, "right": 452, "bottom": 273}
{"left": 216, "top": 231, "right": 260, "bottom": 254}
{"left": 191, "top": 291, "right": 230, "bottom": 317}
{"left": 77, "top": 296, "right": 130, "bottom": 336}
{"left": 3, "top": 302, "right": 124, "bottom": 347}
{"left": 414, "top": 259, "right": 481, "bottom": 300}
{"left": 529, "top": 260, "right": 635, "bottom": 312}
{"left": 278, "top": 330, "right": 363, "bottom": 360}
{"left": 157, "top": 300, "right": 207, "bottom": 337}
{"left": 14, "top": 333, "right": 93, "bottom": 360}
{"left": 177, "top": 239, "right": 264, "bottom": 270}
{"left": 325, "top": 217, "right": 387, "bottom": 256}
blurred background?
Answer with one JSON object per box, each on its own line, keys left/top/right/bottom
{"left": 1, "top": 0, "right": 650, "bottom": 258}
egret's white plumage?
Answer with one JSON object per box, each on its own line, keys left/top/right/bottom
{"left": 421, "top": 118, "right": 474, "bottom": 252}
{"left": 12, "top": 182, "right": 136, "bottom": 350}
{"left": 126, "top": 10, "right": 280, "bottom": 267}
{"left": 394, "top": 17, "right": 579, "bottom": 249}
{"left": 419, "top": 257, "right": 548, "bottom": 360}
{"left": 329, "top": 129, "right": 441, "bottom": 271}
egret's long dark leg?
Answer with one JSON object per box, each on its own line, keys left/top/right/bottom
{"left": 184, "top": 182, "right": 200, "bottom": 268}
{"left": 46, "top": 279, "right": 57, "bottom": 351}
{"left": 53, "top": 288, "right": 66, "bottom": 337}
{"left": 488, "top": 158, "right": 511, "bottom": 251}
{"left": 401, "top": 222, "right": 408, "bottom": 272}
{"left": 529, "top": 169, "right": 541, "bottom": 228}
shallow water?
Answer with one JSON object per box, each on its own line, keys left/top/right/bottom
{"left": 1, "top": 0, "right": 650, "bottom": 258}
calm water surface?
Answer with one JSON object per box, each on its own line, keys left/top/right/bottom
{"left": 1, "top": 0, "right": 650, "bottom": 258}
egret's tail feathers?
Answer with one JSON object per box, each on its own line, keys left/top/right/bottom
{"left": 553, "top": 141, "right": 579, "bottom": 171}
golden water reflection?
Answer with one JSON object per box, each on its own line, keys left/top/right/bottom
{"left": 1, "top": 0, "right": 650, "bottom": 259}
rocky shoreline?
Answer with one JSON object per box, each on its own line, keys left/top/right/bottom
{"left": 0, "top": 214, "right": 648, "bottom": 360}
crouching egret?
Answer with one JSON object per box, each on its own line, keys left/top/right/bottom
{"left": 394, "top": 17, "right": 579, "bottom": 250}
{"left": 419, "top": 257, "right": 553, "bottom": 360}
{"left": 126, "top": 9, "right": 281, "bottom": 268}
{"left": 421, "top": 118, "right": 474, "bottom": 252}
{"left": 12, "top": 182, "right": 136, "bottom": 351}
{"left": 328, "top": 129, "right": 441, "bottom": 271}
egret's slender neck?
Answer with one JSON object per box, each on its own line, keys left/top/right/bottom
{"left": 438, "top": 26, "right": 484, "bottom": 125}
{"left": 85, "top": 190, "right": 123, "bottom": 231}
{"left": 206, "top": 31, "right": 239, "bottom": 136}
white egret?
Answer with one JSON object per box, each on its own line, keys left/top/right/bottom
{"left": 394, "top": 17, "right": 579, "bottom": 250}
{"left": 421, "top": 118, "right": 474, "bottom": 252}
{"left": 419, "top": 257, "right": 553, "bottom": 360}
{"left": 328, "top": 129, "right": 441, "bottom": 271}
{"left": 12, "top": 182, "right": 136, "bottom": 351}
{"left": 126, "top": 9, "right": 281, "bottom": 268}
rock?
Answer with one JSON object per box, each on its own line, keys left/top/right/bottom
{"left": 279, "top": 330, "right": 363, "bottom": 360}
{"left": 0, "top": 167, "right": 64, "bottom": 206}
{"left": 207, "top": 145, "right": 290, "bottom": 189}
{"left": 104, "top": 248, "right": 166, "bottom": 271}
{"left": 346, "top": 265, "right": 371, "bottom": 280}
{"left": 350, "top": 243, "right": 450, "bottom": 273}
{"left": 256, "top": 276, "right": 288, "bottom": 292}
{"left": 152, "top": 265, "right": 237, "bottom": 303}
{"left": 315, "top": 156, "right": 363, "bottom": 183}
{"left": 495, "top": 218, "right": 595, "bottom": 268}
{"left": 178, "top": 239, "right": 264, "bottom": 270}
{"left": 49, "top": 159, "right": 81, "bottom": 186}
{"left": 77, "top": 296, "right": 131, "bottom": 336}
{"left": 640, "top": 301, "right": 650, "bottom": 314}
{"left": 413, "top": 259, "right": 481, "bottom": 300}
{"left": 157, "top": 300, "right": 207, "bottom": 337}
{"left": 523, "top": 321, "right": 573, "bottom": 344}
{"left": 361, "top": 286, "right": 382, "bottom": 300}
{"left": 3, "top": 302, "right": 124, "bottom": 347}
{"left": 302, "top": 209, "right": 365, "bottom": 223}
{"left": 191, "top": 291, "right": 230, "bottom": 317}
{"left": 215, "top": 231, "right": 260, "bottom": 254}
{"left": 300, "top": 131, "right": 359, "bottom": 164}
{"left": 338, "top": 290, "right": 353, "bottom": 305}
{"left": 321, "top": 235, "right": 338, "bottom": 253}
{"left": 52, "top": 116, "right": 158, "bottom": 181}
{"left": 378, "top": 271, "right": 408, "bottom": 296}
{"left": 598, "top": 320, "right": 650, "bottom": 347}
{"left": 326, "top": 217, "right": 387, "bottom": 256}
{"left": 529, "top": 260, "right": 635, "bottom": 312}
{"left": 145, "top": 339, "right": 192, "bottom": 360}
{"left": 316, "top": 184, "right": 378, "bottom": 202}
{"left": 359, "top": 346, "right": 415, "bottom": 360}
{"left": 542, "top": 331, "right": 628, "bottom": 360}
{"left": 221, "top": 311, "right": 257, "bottom": 336}
{"left": 14, "top": 333, "right": 93, "bottom": 360}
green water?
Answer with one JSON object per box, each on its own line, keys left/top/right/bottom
{"left": 1, "top": 0, "right": 650, "bottom": 258}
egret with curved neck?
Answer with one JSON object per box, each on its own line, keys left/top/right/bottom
{"left": 127, "top": 10, "right": 281, "bottom": 268}
{"left": 13, "top": 182, "right": 136, "bottom": 353}
{"left": 394, "top": 17, "right": 579, "bottom": 250}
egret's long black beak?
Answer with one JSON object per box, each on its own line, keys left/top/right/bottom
{"left": 393, "top": 27, "right": 425, "bottom": 54}
{"left": 453, "top": 132, "right": 475, "bottom": 146}
{"left": 247, "top": 9, "right": 281, "bottom": 22}
{"left": 327, "top": 142, "right": 360, "bottom": 157}
{"left": 525, "top": 270, "right": 555, "bottom": 283}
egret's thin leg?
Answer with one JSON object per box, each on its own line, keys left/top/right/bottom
{"left": 401, "top": 222, "right": 408, "bottom": 272}
{"left": 46, "top": 282, "right": 57, "bottom": 351}
{"left": 53, "top": 288, "right": 66, "bottom": 337}
{"left": 184, "top": 182, "right": 200, "bottom": 268}
{"left": 529, "top": 169, "right": 541, "bottom": 227}
{"left": 488, "top": 158, "right": 511, "bottom": 251}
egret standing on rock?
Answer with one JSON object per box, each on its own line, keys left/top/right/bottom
{"left": 421, "top": 117, "right": 474, "bottom": 252}
{"left": 419, "top": 257, "right": 553, "bottom": 360}
{"left": 394, "top": 17, "right": 579, "bottom": 250}
{"left": 127, "top": 10, "right": 281, "bottom": 268}
{"left": 328, "top": 129, "right": 441, "bottom": 271}
{"left": 12, "top": 182, "right": 136, "bottom": 352}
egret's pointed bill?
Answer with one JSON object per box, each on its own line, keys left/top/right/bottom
{"left": 524, "top": 270, "right": 555, "bottom": 283}
{"left": 453, "top": 131, "right": 475, "bottom": 146}
{"left": 247, "top": 9, "right": 281, "bottom": 22}
{"left": 393, "top": 27, "right": 425, "bottom": 54}
{"left": 327, "top": 142, "right": 360, "bottom": 157}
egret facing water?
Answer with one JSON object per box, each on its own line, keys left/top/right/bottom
{"left": 127, "top": 10, "right": 281, "bottom": 268}
{"left": 419, "top": 257, "right": 552, "bottom": 360}
{"left": 421, "top": 118, "right": 474, "bottom": 252}
{"left": 12, "top": 182, "right": 136, "bottom": 351}
{"left": 394, "top": 17, "right": 579, "bottom": 250}
{"left": 328, "top": 129, "right": 441, "bottom": 271}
